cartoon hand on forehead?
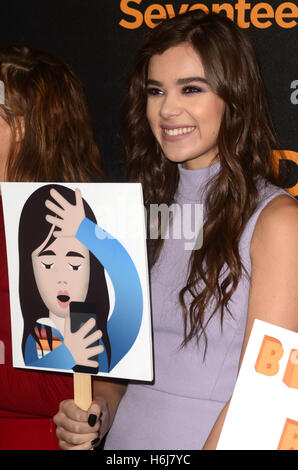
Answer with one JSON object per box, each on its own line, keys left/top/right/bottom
{"left": 45, "top": 188, "right": 85, "bottom": 237}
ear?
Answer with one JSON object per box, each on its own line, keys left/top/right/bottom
{"left": 15, "top": 115, "right": 25, "bottom": 142}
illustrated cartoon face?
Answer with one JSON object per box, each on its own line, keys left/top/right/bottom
{"left": 31, "top": 226, "right": 90, "bottom": 318}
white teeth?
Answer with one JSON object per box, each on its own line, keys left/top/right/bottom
{"left": 164, "top": 127, "right": 195, "bottom": 136}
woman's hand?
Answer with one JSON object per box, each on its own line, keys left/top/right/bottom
{"left": 54, "top": 396, "right": 110, "bottom": 450}
{"left": 63, "top": 317, "right": 104, "bottom": 369}
{"left": 45, "top": 188, "right": 85, "bottom": 237}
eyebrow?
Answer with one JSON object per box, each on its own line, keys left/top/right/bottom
{"left": 177, "top": 77, "right": 208, "bottom": 85}
{"left": 66, "top": 251, "right": 85, "bottom": 258}
{"left": 147, "top": 76, "right": 209, "bottom": 86}
{"left": 37, "top": 249, "right": 85, "bottom": 258}
{"left": 38, "top": 249, "right": 55, "bottom": 257}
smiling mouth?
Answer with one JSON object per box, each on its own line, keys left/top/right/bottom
{"left": 163, "top": 126, "right": 196, "bottom": 137}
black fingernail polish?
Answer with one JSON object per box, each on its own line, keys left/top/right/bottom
{"left": 91, "top": 437, "right": 100, "bottom": 446}
{"left": 88, "top": 414, "right": 97, "bottom": 426}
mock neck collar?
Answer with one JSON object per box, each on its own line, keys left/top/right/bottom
{"left": 176, "top": 161, "right": 221, "bottom": 202}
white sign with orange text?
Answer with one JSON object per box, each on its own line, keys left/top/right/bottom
{"left": 217, "top": 320, "right": 298, "bottom": 450}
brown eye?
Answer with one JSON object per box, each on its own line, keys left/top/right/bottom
{"left": 147, "top": 87, "right": 163, "bottom": 96}
{"left": 182, "top": 86, "right": 203, "bottom": 94}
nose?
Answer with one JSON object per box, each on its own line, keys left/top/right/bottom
{"left": 159, "top": 92, "right": 182, "bottom": 119}
{"left": 57, "top": 280, "right": 67, "bottom": 285}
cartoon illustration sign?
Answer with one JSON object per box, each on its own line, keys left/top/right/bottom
{"left": 1, "top": 182, "right": 153, "bottom": 382}
{"left": 217, "top": 320, "right": 298, "bottom": 450}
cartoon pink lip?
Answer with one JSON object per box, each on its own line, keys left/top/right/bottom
{"left": 57, "top": 290, "right": 70, "bottom": 309}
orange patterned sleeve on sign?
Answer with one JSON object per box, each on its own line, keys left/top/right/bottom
{"left": 34, "top": 326, "right": 62, "bottom": 352}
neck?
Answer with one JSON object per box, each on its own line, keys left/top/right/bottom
{"left": 49, "top": 311, "right": 67, "bottom": 335}
{"left": 181, "top": 153, "right": 219, "bottom": 170}
{"left": 176, "top": 160, "right": 221, "bottom": 202}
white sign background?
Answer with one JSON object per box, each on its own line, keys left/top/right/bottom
{"left": 1, "top": 182, "right": 153, "bottom": 382}
{"left": 217, "top": 320, "right": 298, "bottom": 450}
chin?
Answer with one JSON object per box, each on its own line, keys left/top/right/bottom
{"left": 161, "top": 147, "right": 196, "bottom": 164}
{"left": 54, "top": 308, "right": 69, "bottom": 318}
{"left": 163, "top": 153, "right": 190, "bottom": 164}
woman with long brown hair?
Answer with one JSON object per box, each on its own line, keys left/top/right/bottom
{"left": 54, "top": 11, "right": 298, "bottom": 450}
{"left": 0, "top": 45, "right": 104, "bottom": 183}
{"left": 0, "top": 45, "right": 106, "bottom": 449}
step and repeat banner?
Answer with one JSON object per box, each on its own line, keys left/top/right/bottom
{"left": 0, "top": 0, "right": 297, "bottom": 194}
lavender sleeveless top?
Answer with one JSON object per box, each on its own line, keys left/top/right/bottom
{"left": 105, "top": 163, "right": 288, "bottom": 450}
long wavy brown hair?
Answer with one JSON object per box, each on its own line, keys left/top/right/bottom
{"left": 0, "top": 44, "right": 104, "bottom": 182}
{"left": 122, "top": 11, "right": 282, "bottom": 352}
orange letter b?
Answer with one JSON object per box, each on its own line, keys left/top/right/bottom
{"left": 255, "top": 335, "right": 284, "bottom": 376}
{"left": 278, "top": 418, "right": 298, "bottom": 450}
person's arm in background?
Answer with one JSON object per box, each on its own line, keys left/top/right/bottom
{"left": 54, "top": 377, "right": 127, "bottom": 450}
{"left": 0, "top": 365, "right": 74, "bottom": 417}
{"left": 203, "top": 195, "right": 298, "bottom": 449}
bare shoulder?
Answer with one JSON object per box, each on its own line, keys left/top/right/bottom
{"left": 238, "top": 194, "right": 298, "bottom": 364}
{"left": 251, "top": 194, "right": 298, "bottom": 257}
{"left": 245, "top": 194, "right": 298, "bottom": 336}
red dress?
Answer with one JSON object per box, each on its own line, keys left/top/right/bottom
{"left": 0, "top": 196, "right": 73, "bottom": 450}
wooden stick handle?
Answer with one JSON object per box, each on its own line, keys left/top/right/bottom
{"left": 73, "top": 373, "right": 92, "bottom": 411}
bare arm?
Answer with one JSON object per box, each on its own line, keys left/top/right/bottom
{"left": 203, "top": 195, "right": 298, "bottom": 450}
